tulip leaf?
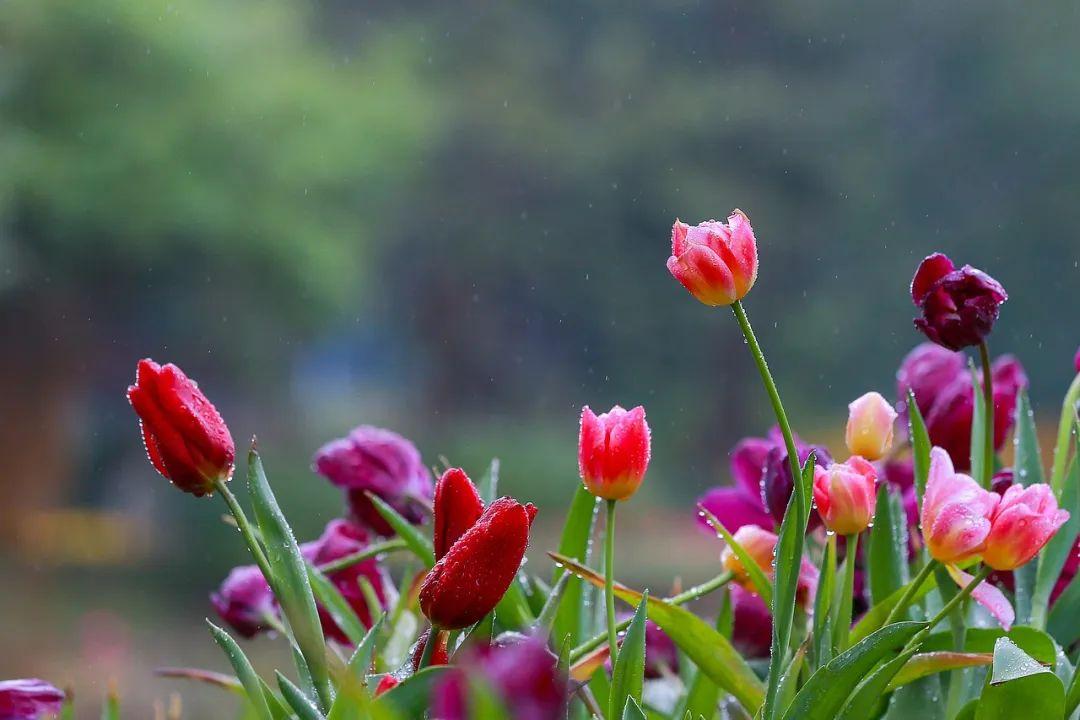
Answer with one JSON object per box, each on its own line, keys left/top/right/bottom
{"left": 850, "top": 571, "right": 936, "bottom": 644}
{"left": 277, "top": 672, "right": 328, "bottom": 720}
{"left": 609, "top": 593, "right": 649, "bottom": 720}
{"left": 836, "top": 647, "right": 916, "bottom": 720}
{"left": 366, "top": 491, "right": 436, "bottom": 568}
{"left": 1033, "top": 450, "right": 1080, "bottom": 630}
{"left": 536, "top": 571, "right": 573, "bottom": 636}
{"left": 698, "top": 506, "right": 774, "bottom": 606}
{"left": 549, "top": 553, "right": 765, "bottom": 714}
{"left": 621, "top": 696, "right": 648, "bottom": 720}
{"left": 918, "top": 626, "right": 1057, "bottom": 666}
{"left": 1012, "top": 389, "right": 1045, "bottom": 625}
{"left": 867, "top": 484, "right": 910, "bottom": 607}
{"left": 551, "top": 485, "right": 600, "bottom": 651}
{"left": 306, "top": 563, "right": 367, "bottom": 646}
{"left": 780, "top": 621, "right": 927, "bottom": 720}
{"left": 207, "top": 620, "right": 274, "bottom": 720}
{"left": 1065, "top": 654, "right": 1080, "bottom": 718}
{"left": 884, "top": 677, "right": 946, "bottom": 720}
{"left": 247, "top": 449, "right": 332, "bottom": 711}
{"left": 974, "top": 638, "right": 1064, "bottom": 720}
{"left": 343, "top": 614, "right": 385, "bottom": 681}
{"left": 478, "top": 458, "right": 500, "bottom": 506}
{"left": 908, "top": 390, "right": 932, "bottom": 508}
{"left": 494, "top": 573, "right": 537, "bottom": 630}
{"left": 970, "top": 365, "right": 988, "bottom": 487}
{"left": 60, "top": 692, "right": 74, "bottom": 720}
{"left": 886, "top": 651, "right": 994, "bottom": 691}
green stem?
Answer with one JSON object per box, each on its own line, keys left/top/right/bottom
{"left": 834, "top": 534, "right": 859, "bottom": 652}
{"left": 883, "top": 559, "right": 939, "bottom": 626}
{"left": 905, "top": 566, "right": 992, "bottom": 652}
{"left": 732, "top": 301, "right": 804, "bottom": 504}
{"left": 417, "top": 627, "right": 443, "bottom": 670}
{"left": 318, "top": 539, "right": 408, "bottom": 574}
{"left": 1051, "top": 372, "right": 1080, "bottom": 496}
{"left": 215, "top": 479, "right": 273, "bottom": 584}
{"left": 604, "top": 499, "right": 619, "bottom": 665}
{"left": 568, "top": 571, "right": 734, "bottom": 662}
{"left": 978, "top": 342, "right": 995, "bottom": 489}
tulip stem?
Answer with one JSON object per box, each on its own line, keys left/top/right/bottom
{"left": 214, "top": 479, "right": 274, "bottom": 586}
{"left": 317, "top": 539, "right": 409, "bottom": 574}
{"left": 731, "top": 301, "right": 804, "bottom": 508}
{"left": 906, "top": 566, "right": 992, "bottom": 651}
{"left": 417, "top": 627, "right": 442, "bottom": 670}
{"left": 883, "top": 559, "right": 939, "bottom": 626}
{"left": 834, "top": 534, "right": 859, "bottom": 652}
{"left": 978, "top": 341, "right": 995, "bottom": 489}
{"left": 1050, "top": 371, "right": 1080, "bottom": 496}
{"left": 604, "top": 499, "right": 619, "bottom": 665}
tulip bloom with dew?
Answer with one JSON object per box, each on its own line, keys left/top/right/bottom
{"left": 0, "top": 680, "right": 65, "bottom": 720}
{"left": 721, "top": 525, "right": 819, "bottom": 607}
{"left": 982, "top": 484, "right": 1069, "bottom": 571}
{"left": 911, "top": 253, "right": 1008, "bottom": 352}
{"left": 578, "top": 405, "right": 651, "bottom": 501}
{"left": 667, "top": 211, "right": 758, "bottom": 307}
{"left": 126, "top": 359, "right": 235, "bottom": 496}
{"left": 845, "top": 392, "right": 897, "bottom": 461}
{"left": 813, "top": 456, "right": 878, "bottom": 535}
{"left": 920, "top": 447, "right": 999, "bottom": 564}
{"left": 211, "top": 564, "right": 278, "bottom": 639}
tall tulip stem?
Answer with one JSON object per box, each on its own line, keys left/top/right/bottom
{"left": 604, "top": 499, "right": 619, "bottom": 664}
{"left": 978, "top": 342, "right": 995, "bottom": 488}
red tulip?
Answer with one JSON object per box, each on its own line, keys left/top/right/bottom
{"left": 911, "top": 253, "right": 1007, "bottom": 351}
{"left": 983, "top": 484, "right": 1070, "bottom": 571}
{"left": 667, "top": 211, "right": 759, "bottom": 306}
{"left": 126, "top": 358, "right": 235, "bottom": 496}
{"left": 578, "top": 405, "right": 651, "bottom": 501}
{"left": 812, "top": 456, "right": 878, "bottom": 535}
{"left": 433, "top": 468, "right": 484, "bottom": 560}
{"left": 374, "top": 675, "right": 399, "bottom": 697}
{"left": 0, "top": 679, "right": 64, "bottom": 720}
{"left": 419, "top": 497, "right": 537, "bottom": 629}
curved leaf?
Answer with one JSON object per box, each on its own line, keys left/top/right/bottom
{"left": 609, "top": 593, "right": 648, "bottom": 720}
{"left": 207, "top": 620, "right": 274, "bottom": 720}
{"left": 850, "top": 571, "right": 935, "bottom": 644}
{"left": 551, "top": 486, "right": 599, "bottom": 652}
{"left": 974, "top": 638, "right": 1064, "bottom": 720}
{"left": 908, "top": 391, "right": 932, "bottom": 506}
{"left": 277, "top": 672, "right": 327, "bottom": 720}
{"left": 366, "top": 492, "right": 435, "bottom": 568}
{"left": 698, "top": 506, "right": 773, "bottom": 606}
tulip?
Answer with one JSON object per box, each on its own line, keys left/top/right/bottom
{"left": 720, "top": 525, "right": 818, "bottom": 607}
{"left": 730, "top": 584, "right": 773, "bottom": 658}
{"left": 578, "top": 405, "right": 651, "bottom": 501}
{"left": 813, "top": 456, "right": 878, "bottom": 535}
{"left": 1075, "top": 345, "right": 1080, "bottom": 374}
{"left": 0, "top": 680, "right": 64, "bottom": 720}
{"left": 911, "top": 253, "right": 1007, "bottom": 351}
{"left": 313, "top": 426, "right": 434, "bottom": 536}
{"left": 419, "top": 497, "right": 537, "bottom": 630}
{"left": 845, "top": 392, "right": 898, "bottom": 461}
{"left": 301, "top": 519, "right": 393, "bottom": 642}
{"left": 433, "top": 468, "right": 484, "bottom": 560}
{"left": 761, "top": 443, "right": 833, "bottom": 529}
{"left": 667, "top": 211, "right": 759, "bottom": 307}
{"left": 126, "top": 358, "right": 235, "bottom": 496}
{"left": 410, "top": 628, "right": 450, "bottom": 671}
{"left": 431, "top": 635, "right": 568, "bottom": 720}
{"left": 211, "top": 564, "right": 278, "bottom": 638}
{"left": 982, "top": 484, "right": 1070, "bottom": 571}
{"left": 896, "top": 343, "right": 967, "bottom": 417}
{"left": 374, "top": 675, "right": 399, "bottom": 697}
{"left": 920, "top": 447, "right": 999, "bottom": 564}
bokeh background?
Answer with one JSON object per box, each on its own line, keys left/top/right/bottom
{"left": 2, "top": 0, "right": 1078, "bottom": 715}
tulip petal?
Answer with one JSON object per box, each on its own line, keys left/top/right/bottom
{"left": 697, "top": 487, "right": 774, "bottom": 534}
{"left": 911, "top": 252, "right": 955, "bottom": 305}
{"left": 947, "top": 564, "right": 1014, "bottom": 630}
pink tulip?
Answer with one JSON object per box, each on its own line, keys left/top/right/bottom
{"left": 813, "top": 456, "right": 878, "bottom": 535}
{"left": 667, "top": 211, "right": 758, "bottom": 307}
{"left": 982, "top": 484, "right": 1070, "bottom": 571}
{"left": 720, "top": 525, "right": 818, "bottom": 607}
{"left": 920, "top": 448, "right": 999, "bottom": 564}
{"left": 578, "top": 405, "right": 651, "bottom": 501}
{"left": 845, "top": 392, "right": 898, "bottom": 461}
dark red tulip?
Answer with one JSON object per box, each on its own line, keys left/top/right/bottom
{"left": 897, "top": 343, "right": 967, "bottom": 417}
{"left": 729, "top": 585, "right": 772, "bottom": 658}
{"left": 911, "top": 253, "right": 1007, "bottom": 351}
{"left": 313, "top": 426, "right": 434, "bottom": 536}
{"left": 433, "top": 469, "right": 484, "bottom": 561}
{"left": 374, "top": 675, "right": 399, "bottom": 697}
{"left": 0, "top": 679, "right": 64, "bottom": 719}
{"left": 419, "top": 497, "right": 536, "bottom": 630}
{"left": 211, "top": 564, "right": 278, "bottom": 638}
{"left": 126, "top": 359, "right": 235, "bottom": 496}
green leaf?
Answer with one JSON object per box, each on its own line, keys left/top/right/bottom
{"left": 764, "top": 457, "right": 815, "bottom": 720}
{"left": 1065, "top": 656, "right": 1080, "bottom": 718}
{"left": 698, "top": 507, "right": 773, "bottom": 606}
{"left": 867, "top": 485, "right": 910, "bottom": 607}
{"left": 373, "top": 666, "right": 456, "bottom": 717}
{"left": 455, "top": 613, "right": 495, "bottom": 658}
{"left": 343, "top": 614, "right": 385, "bottom": 681}
{"left": 974, "top": 638, "right": 1065, "bottom": 720}
{"left": 609, "top": 593, "right": 649, "bottom": 720}
{"left": 970, "top": 365, "right": 988, "bottom": 486}
{"left": 276, "top": 672, "right": 328, "bottom": 720}
{"left": 887, "top": 651, "right": 994, "bottom": 690}
{"left": 246, "top": 449, "right": 332, "bottom": 710}
{"left": 366, "top": 491, "right": 436, "bottom": 568}
{"left": 493, "top": 573, "right": 537, "bottom": 630}
{"left": 836, "top": 647, "right": 916, "bottom": 720}
{"left": 812, "top": 537, "right": 836, "bottom": 669}
{"left": 100, "top": 687, "right": 120, "bottom": 720}
{"left": 307, "top": 563, "right": 367, "bottom": 646}
{"left": 621, "top": 696, "right": 648, "bottom": 720}
{"left": 1033, "top": 452, "right": 1080, "bottom": 630}
{"left": 589, "top": 666, "right": 611, "bottom": 716}
{"left": 908, "top": 390, "right": 932, "bottom": 507}
{"left": 478, "top": 458, "right": 500, "bottom": 506}
{"left": 258, "top": 679, "right": 294, "bottom": 720}
{"left": 207, "top": 620, "right": 274, "bottom": 720}
{"left": 849, "top": 571, "right": 936, "bottom": 645}
{"left": 918, "top": 627, "right": 1057, "bottom": 666}
{"left": 884, "top": 677, "right": 945, "bottom": 720}
{"left": 154, "top": 667, "right": 244, "bottom": 695}
{"left": 780, "top": 621, "right": 927, "bottom": 720}
{"left": 774, "top": 644, "right": 806, "bottom": 718}
{"left": 1012, "top": 389, "right": 1045, "bottom": 625}
{"left": 551, "top": 485, "right": 599, "bottom": 651}
{"left": 536, "top": 571, "right": 573, "bottom": 636}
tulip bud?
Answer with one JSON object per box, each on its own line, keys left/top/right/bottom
{"left": 812, "top": 456, "right": 878, "bottom": 535}
{"left": 911, "top": 253, "right": 1007, "bottom": 351}
{"left": 920, "top": 447, "right": 999, "bottom": 564}
{"left": 126, "top": 358, "right": 235, "bottom": 496}
{"left": 667, "top": 211, "right": 759, "bottom": 306}
{"left": 845, "top": 392, "right": 898, "bottom": 461}
{"left": 720, "top": 525, "right": 818, "bottom": 607}
{"left": 374, "top": 675, "right": 399, "bottom": 697}
{"left": 211, "top": 564, "right": 278, "bottom": 639}
{"left": 0, "top": 680, "right": 65, "bottom": 720}
{"left": 433, "top": 468, "right": 484, "bottom": 561}
{"left": 982, "top": 484, "right": 1070, "bottom": 571}
{"left": 419, "top": 497, "right": 537, "bottom": 629}
{"left": 578, "top": 405, "right": 651, "bottom": 501}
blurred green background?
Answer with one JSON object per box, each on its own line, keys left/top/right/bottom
{"left": 1, "top": 0, "right": 1078, "bottom": 715}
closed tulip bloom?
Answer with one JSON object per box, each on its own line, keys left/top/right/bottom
{"left": 211, "top": 564, "right": 278, "bottom": 639}
{"left": 126, "top": 358, "right": 235, "bottom": 496}
{"left": 845, "top": 392, "right": 898, "bottom": 461}
{"left": 578, "top": 405, "right": 651, "bottom": 501}
{"left": 433, "top": 468, "right": 485, "bottom": 560}
{"left": 0, "top": 680, "right": 65, "bottom": 720}
{"left": 982, "top": 484, "right": 1070, "bottom": 571}
{"left": 896, "top": 343, "right": 968, "bottom": 417}
{"left": 720, "top": 525, "right": 818, "bottom": 606}
{"left": 911, "top": 253, "right": 1008, "bottom": 351}
{"left": 419, "top": 497, "right": 537, "bottom": 629}
{"left": 813, "top": 456, "right": 878, "bottom": 535}
{"left": 667, "top": 211, "right": 759, "bottom": 306}
{"left": 920, "top": 447, "right": 999, "bottom": 564}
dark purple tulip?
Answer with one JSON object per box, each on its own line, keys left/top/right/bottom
{"left": 313, "top": 426, "right": 434, "bottom": 536}
{"left": 211, "top": 564, "right": 278, "bottom": 638}
{"left": 0, "top": 680, "right": 64, "bottom": 719}
{"left": 730, "top": 585, "right": 771, "bottom": 658}
{"left": 301, "top": 519, "right": 392, "bottom": 644}
{"left": 431, "top": 635, "right": 568, "bottom": 720}
{"left": 897, "top": 343, "right": 967, "bottom": 417}
{"left": 991, "top": 469, "right": 1015, "bottom": 496}
{"left": 911, "top": 253, "right": 1008, "bottom": 351}
{"left": 761, "top": 443, "right": 832, "bottom": 528}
